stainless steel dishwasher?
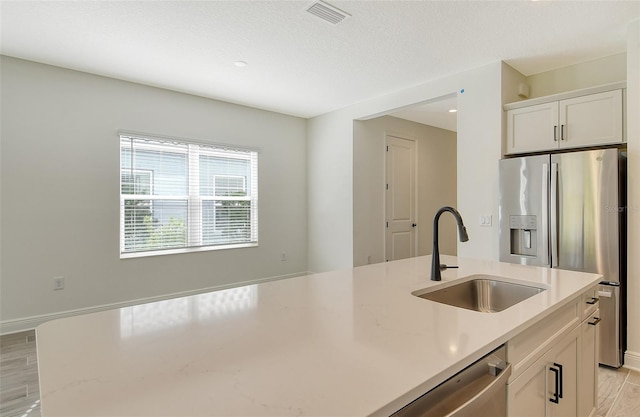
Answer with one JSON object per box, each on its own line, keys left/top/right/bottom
{"left": 391, "top": 345, "right": 511, "bottom": 417}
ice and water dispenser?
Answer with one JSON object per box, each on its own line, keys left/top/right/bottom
{"left": 509, "top": 215, "right": 537, "bottom": 257}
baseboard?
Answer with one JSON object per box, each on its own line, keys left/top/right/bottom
{"left": 624, "top": 350, "right": 640, "bottom": 371}
{"left": 1, "top": 271, "right": 311, "bottom": 335}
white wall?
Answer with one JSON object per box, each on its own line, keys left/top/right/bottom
{"left": 526, "top": 53, "right": 627, "bottom": 98}
{"left": 0, "top": 56, "right": 308, "bottom": 333}
{"left": 455, "top": 64, "right": 503, "bottom": 260}
{"left": 353, "top": 116, "right": 457, "bottom": 267}
{"left": 308, "top": 62, "right": 505, "bottom": 273}
{"left": 501, "top": 63, "right": 528, "bottom": 156}
{"left": 307, "top": 111, "right": 354, "bottom": 273}
{"left": 625, "top": 20, "right": 640, "bottom": 370}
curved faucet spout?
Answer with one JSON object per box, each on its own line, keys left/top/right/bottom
{"left": 431, "top": 206, "right": 469, "bottom": 281}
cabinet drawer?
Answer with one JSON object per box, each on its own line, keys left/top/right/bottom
{"left": 507, "top": 299, "right": 579, "bottom": 381}
{"left": 580, "top": 287, "right": 600, "bottom": 320}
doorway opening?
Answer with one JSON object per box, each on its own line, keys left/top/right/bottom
{"left": 353, "top": 93, "right": 458, "bottom": 266}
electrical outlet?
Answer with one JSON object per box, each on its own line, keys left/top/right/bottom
{"left": 281, "top": 252, "right": 287, "bottom": 262}
{"left": 53, "top": 276, "right": 65, "bottom": 291}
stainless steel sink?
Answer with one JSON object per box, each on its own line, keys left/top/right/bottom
{"left": 413, "top": 275, "right": 546, "bottom": 313}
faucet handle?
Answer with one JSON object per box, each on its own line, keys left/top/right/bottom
{"left": 439, "top": 264, "right": 459, "bottom": 271}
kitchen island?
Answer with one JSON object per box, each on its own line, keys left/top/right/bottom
{"left": 36, "top": 255, "right": 601, "bottom": 416}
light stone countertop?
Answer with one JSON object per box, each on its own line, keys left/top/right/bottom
{"left": 36, "top": 255, "right": 601, "bottom": 416}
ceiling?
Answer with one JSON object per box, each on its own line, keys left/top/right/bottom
{"left": 1, "top": 1, "right": 639, "bottom": 122}
{"left": 390, "top": 95, "right": 458, "bottom": 132}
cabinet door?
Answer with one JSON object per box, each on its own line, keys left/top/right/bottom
{"left": 508, "top": 348, "right": 555, "bottom": 417}
{"left": 549, "top": 327, "right": 580, "bottom": 417}
{"left": 558, "top": 90, "right": 623, "bottom": 149}
{"left": 509, "top": 326, "right": 581, "bottom": 417}
{"left": 578, "top": 310, "right": 600, "bottom": 417}
{"left": 507, "top": 102, "right": 559, "bottom": 154}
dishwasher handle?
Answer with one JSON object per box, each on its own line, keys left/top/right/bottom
{"left": 446, "top": 363, "right": 512, "bottom": 417}
{"left": 391, "top": 361, "right": 512, "bottom": 417}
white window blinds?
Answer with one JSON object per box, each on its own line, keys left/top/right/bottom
{"left": 120, "top": 133, "right": 258, "bottom": 256}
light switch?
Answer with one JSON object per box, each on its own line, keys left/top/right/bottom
{"left": 479, "top": 215, "right": 492, "bottom": 227}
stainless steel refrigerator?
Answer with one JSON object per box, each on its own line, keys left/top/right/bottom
{"left": 499, "top": 148, "right": 627, "bottom": 368}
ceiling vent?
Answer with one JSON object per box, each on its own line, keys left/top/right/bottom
{"left": 306, "top": 1, "right": 350, "bottom": 25}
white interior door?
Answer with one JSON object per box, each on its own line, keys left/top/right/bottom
{"left": 385, "top": 135, "right": 417, "bottom": 261}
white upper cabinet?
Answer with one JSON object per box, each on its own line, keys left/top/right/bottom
{"left": 505, "top": 84, "right": 625, "bottom": 155}
{"left": 559, "top": 90, "right": 623, "bottom": 149}
{"left": 506, "top": 101, "right": 559, "bottom": 154}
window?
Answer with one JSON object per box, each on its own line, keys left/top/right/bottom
{"left": 120, "top": 133, "right": 258, "bottom": 257}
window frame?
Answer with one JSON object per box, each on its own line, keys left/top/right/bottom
{"left": 213, "top": 174, "right": 247, "bottom": 197}
{"left": 121, "top": 169, "right": 154, "bottom": 195}
{"left": 208, "top": 175, "right": 249, "bottom": 235}
{"left": 119, "top": 132, "right": 258, "bottom": 258}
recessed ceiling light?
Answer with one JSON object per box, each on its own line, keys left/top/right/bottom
{"left": 448, "top": 109, "right": 458, "bottom": 113}
{"left": 234, "top": 61, "right": 248, "bottom": 67}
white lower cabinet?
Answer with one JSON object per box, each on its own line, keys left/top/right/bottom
{"left": 508, "top": 327, "right": 579, "bottom": 417}
{"left": 550, "top": 327, "right": 580, "bottom": 416}
{"left": 578, "top": 310, "right": 600, "bottom": 417}
{"left": 508, "top": 346, "right": 554, "bottom": 416}
{"left": 507, "top": 289, "right": 599, "bottom": 417}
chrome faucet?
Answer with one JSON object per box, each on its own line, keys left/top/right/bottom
{"left": 431, "top": 206, "right": 469, "bottom": 281}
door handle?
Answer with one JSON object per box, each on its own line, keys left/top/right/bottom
{"left": 560, "top": 124, "right": 565, "bottom": 140}
{"left": 554, "top": 125, "right": 558, "bottom": 141}
{"left": 542, "top": 163, "right": 550, "bottom": 267}
{"left": 412, "top": 223, "right": 417, "bottom": 228}
{"left": 550, "top": 163, "right": 559, "bottom": 267}
{"left": 586, "top": 297, "right": 599, "bottom": 305}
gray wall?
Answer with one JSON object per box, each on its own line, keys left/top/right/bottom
{"left": 0, "top": 56, "right": 308, "bottom": 331}
{"left": 353, "top": 116, "right": 457, "bottom": 266}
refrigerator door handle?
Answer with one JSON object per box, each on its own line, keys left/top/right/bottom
{"left": 550, "top": 162, "right": 559, "bottom": 267}
{"left": 542, "top": 163, "right": 550, "bottom": 267}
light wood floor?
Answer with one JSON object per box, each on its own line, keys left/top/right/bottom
{"left": 1, "top": 330, "right": 639, "bottom": 417}
{"left": 598, "top": 365, "right": 640, "bottom": 417}
{"left": 1, "top": 331, "right": 39, "bottom": 417}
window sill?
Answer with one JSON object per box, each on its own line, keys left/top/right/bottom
{"left": 120, "top": 242, "right": 258, "bottom": 259}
